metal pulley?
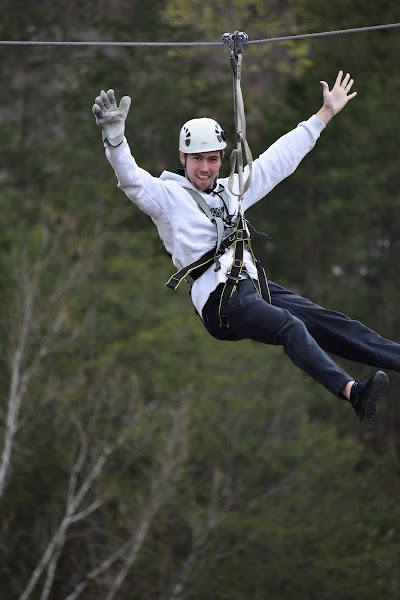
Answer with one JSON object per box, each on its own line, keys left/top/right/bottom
{"left": 222, "top": 31, "right": 248, "bottom": 58}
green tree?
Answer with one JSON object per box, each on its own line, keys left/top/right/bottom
{"left": 0, "top": 0, "right": 399, "bottom": 597}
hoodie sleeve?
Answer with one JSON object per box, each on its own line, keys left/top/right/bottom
{"left": 235, "top": 115, "right": 326, "bottom": 210}
{"left": 104, "top": 138, "right": 171, "bottom": 220}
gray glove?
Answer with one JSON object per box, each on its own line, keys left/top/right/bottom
{"left": 92, "top": 89, "right": 131, "bottom": 146}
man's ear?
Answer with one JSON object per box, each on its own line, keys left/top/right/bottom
{"left": 179, "top": 151, "right": 186, "bottom": 166}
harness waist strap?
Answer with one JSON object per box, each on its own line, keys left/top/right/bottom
{"left": 165, "top": 228, "right": 249, "bottom": 290}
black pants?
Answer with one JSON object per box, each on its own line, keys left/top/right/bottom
{"left": 202, "top": 279, "right": 400, "bottom": 398}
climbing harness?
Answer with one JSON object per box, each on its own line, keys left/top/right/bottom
{"left": 165, "top": 186, "right": 244, "bottom": 286}
{"left": 166, "top": 32, "right": 271, "bottom": 330}
{"left": 166, "top": 187, "right": 271, "bottom": 330}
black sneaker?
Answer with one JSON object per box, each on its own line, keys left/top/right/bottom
{"left": 350, "top": 370, "right": 389, "bottom": 422}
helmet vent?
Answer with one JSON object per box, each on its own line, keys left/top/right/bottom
{"left": 183, "top": 126, "right": 191, "bottom": 147}
{"left": 215, "top": 124, "right": 227, "bottom": 143}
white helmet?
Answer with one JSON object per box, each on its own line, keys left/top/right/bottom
{"left": 179, "top": 118, "right": 227, "bottom": 153}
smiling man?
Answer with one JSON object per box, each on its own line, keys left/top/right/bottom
{"left": 92, "top": 71, "right": 400, "bottom": 422}
{"left": 181, "top": 149, "right": 222, "bottom": 191}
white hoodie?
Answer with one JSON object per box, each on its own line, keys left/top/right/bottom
{"left": 105, "top": 115, "right": 325, "bottom": 316}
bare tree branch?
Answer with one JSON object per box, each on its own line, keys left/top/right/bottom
{"left": 18, "top": 427, "right": 125, "bottom": 600}
{"left": 166, "top": 466, "right": 223, "bottom": 600}
{"left": 104, "top": 403, "right": 188, "bottom": 600}
{"left": 65, "top": 402, "right": 189, "bottom": 600}
{"left": 65, "top": 542, "right": 131, "bottom": 600}
{"left": 0, "top": 240, "right": 81, "bottom": 499}
{"left": 0, "top": 255, "right": 35, "bottom": 498}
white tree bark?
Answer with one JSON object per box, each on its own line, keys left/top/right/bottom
{"left": 19, "top": 423, "right": 126, "bottom": 600}
{"left": 64, "top": 403, "right": 189, "bottom": 600}
{"left": 0, "top": 240, "right": 86, "bottom": 500}
{"left": 0, "top": 263, "right": 33, "bottom": 498}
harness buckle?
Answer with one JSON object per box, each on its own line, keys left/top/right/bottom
{"left": 166, "top": 275, "right": 181, "bottom": 290}
{"left": 228, "top": 229, "right": 245, "bottom": 243}
{"left": 219, "top": 314, "right": 230, "bottom": 328}
{"left": 226, "top": 276, "right": 240, "bottom": 286}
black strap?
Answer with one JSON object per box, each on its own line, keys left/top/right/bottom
{"left": 218, "top": 228, "right": 245, "bottom": 328}
{"left": 165, "top": 228, "right": 249, "bottom": 290}
{"left": 254, "top": 260, "right": 270, "bottom": 303}
{"left": 218, "top": 216, "right": 271, "bottom": 330}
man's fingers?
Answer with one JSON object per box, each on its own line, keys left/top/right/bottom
{"left": 100, "top": 89, "right": 111, "bottom": 108}
{"left": 119, "top": 95, "right": 131, "bottom": 115}
{"left": 93, "top": 89, "right": 130, "bottom": 126}
{"left": 320, "top": 80, "right": 329, "bottom": 94}
{"left": 92, "top": 103, "right": 102, "bottom": 117}
{"left": 341, "top": 72, "right": 351, "bottom": 88}
{"left": 106, "top": 89, "right": 117, "bottom": 107}
{"left": 334, "top": 69, "right": 343, "bottom": 86}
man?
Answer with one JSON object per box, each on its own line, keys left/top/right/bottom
{"left": 92, "top": 70, "right": 398, "bottom": 422}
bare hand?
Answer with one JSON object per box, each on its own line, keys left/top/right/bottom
{"left": 320, "top": 70, "right": 357, "bottom": 116}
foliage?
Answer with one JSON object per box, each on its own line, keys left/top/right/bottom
{"left": 0, "top": 0, "right": 399, "bottom": 598}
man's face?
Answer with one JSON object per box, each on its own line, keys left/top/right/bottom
{"left": 180, "top": 150, "right": 222, "bottom": 191}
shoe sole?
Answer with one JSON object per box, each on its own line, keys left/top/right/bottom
{"left": 360, "top": 370, "right": 389, "bottom": 422}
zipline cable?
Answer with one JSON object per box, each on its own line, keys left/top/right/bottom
{"left": 0, "top": 22, "right": 399, "bottom": 48}
{"left": 249, "top": 21, "right": 400, "bottom": 45}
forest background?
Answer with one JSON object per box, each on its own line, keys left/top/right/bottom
{"left": 0, "top": 1, "right": 399, "bottom": 599}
